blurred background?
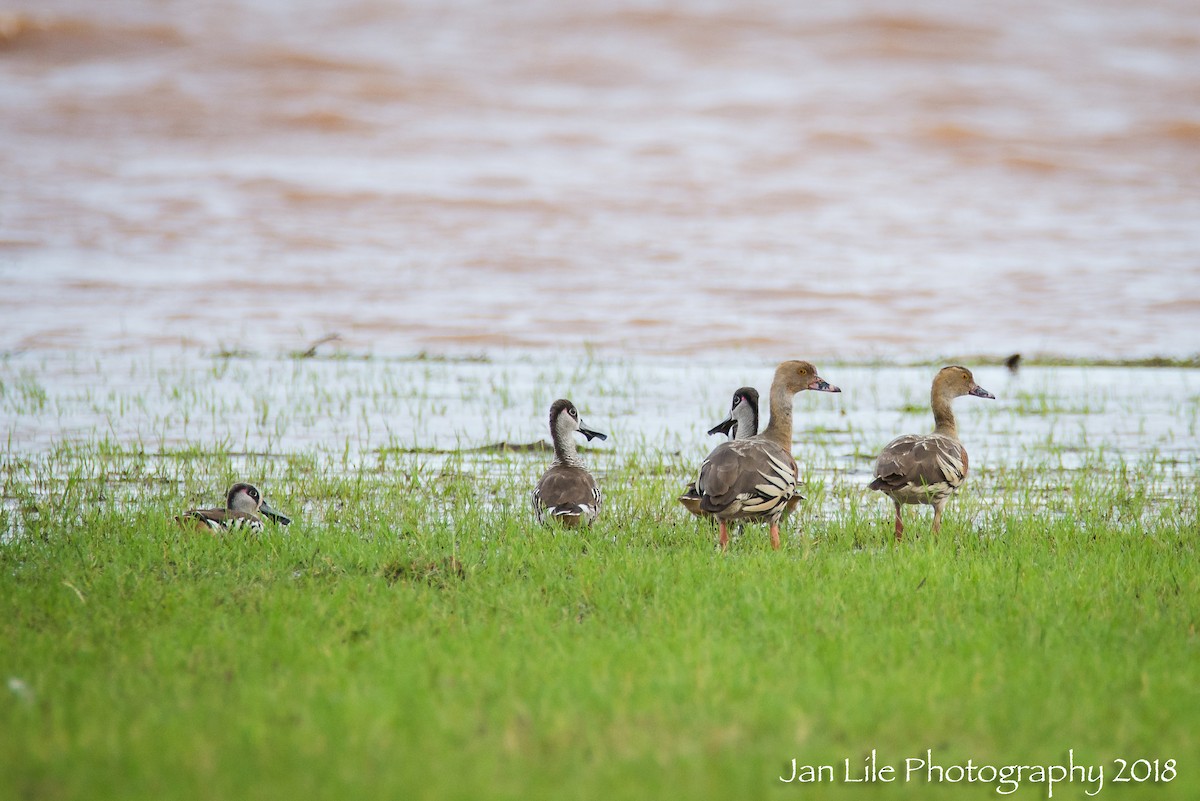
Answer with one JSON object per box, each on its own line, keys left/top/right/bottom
{"left": 1, "top": 0, "right": 1198, "bottom": 360}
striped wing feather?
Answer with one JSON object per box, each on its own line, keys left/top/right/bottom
{"left": 869, "top": 434, "right": 967, "bottom": 504}
{"left": 178, "top": 509, "right": 263, "bottom": 533}
{"left": 696, "top": 438, "right": 798, "bottom": 520}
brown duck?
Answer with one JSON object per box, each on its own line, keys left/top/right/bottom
{"left": 532, "top": 399, "right": 607, "bottom": 526}
{"left": 695, "top": 361, "right": 840, "bottom": 550}
{"left": 869, "top": 366, "right": 995, "bottom": 539}
{"left": 177, "top": 483, "right": 292, "bottom": 533}
{"left": 679, "top": 386, "right": 759, "bottom": 517}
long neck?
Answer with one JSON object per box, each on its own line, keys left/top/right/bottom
{"left": 732, "top": 404, "right": 758, "bottom": 439}
{"left": 759, "top": 384, "right": 795, "bottom": 451}
{"left": 931, "top": 389, "right": 958, "bottom": 438}
{"left": 553, "top": 430, "right": 583, "bottom": 467}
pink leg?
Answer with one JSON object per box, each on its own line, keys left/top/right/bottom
{"left": 932, "top": 500, "right": 946, "bottom": 536}
{"left": 769, "top": 523, "right": 781, "bottom": 551}
{"left": 718, "top": 521, "right": 730, "bottom": 551}
{"left": 893, "top": 501, "right": 904, "bottom": 541}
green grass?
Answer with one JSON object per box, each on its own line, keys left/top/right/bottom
{"left": 1, "top": 354, "right": 1196, "bottom": 799}
{"left": 2, "top": 447, "right": 1198, "bottom": 801}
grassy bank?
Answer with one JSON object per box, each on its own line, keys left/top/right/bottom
{"left": 2, "top": 442, "right": 1197, "bottom": 801}
{"left": 3, "top": 353, "right": 1197, "bottom": 799}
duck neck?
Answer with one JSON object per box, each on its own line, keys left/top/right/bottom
{"left": 759, "top": 385, "right": 795, "bottom": 451}
{"left": 553, "top": 433, "right": 584, "bottom": 467}
{"left": 931, "top": 389, "right": 959, "bottom": 439}
{"left": 735, "top": 403, "right": 759, "bottom": 439}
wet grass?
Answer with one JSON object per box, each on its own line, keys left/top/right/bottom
{"left": 1, "top": 353, "right": 1198, "bottom": 800}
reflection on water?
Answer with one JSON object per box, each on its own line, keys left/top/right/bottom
{"left": 1, "top": 0, "right": 1199, "bottom": 358}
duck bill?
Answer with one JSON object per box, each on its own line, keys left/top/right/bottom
{"left": 809, "top": 377, "right": 841, "bottom": 393}
{"left": 579, "top": 424, "right": 608, "bottom": 442}
{"left": 969, "top": 385, "right": 996, "bottom": 400}
{"left": 706, "top": 415, "right": 737, "bottom": 437}
{"left": 259, "top": 500, "right": 292, "bottom": 525}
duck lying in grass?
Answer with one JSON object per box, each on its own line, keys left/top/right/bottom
{"left": 694, "top": 361, "right": 840, "bottom": 551}
{"left": 177, "top": 483, "right": 292, "bottom": 534}
{"left": 532, "top": 399, "right": 607, "bottom": 527}
{"left": 869, "top": 365, "right": 995, "bottom": 539}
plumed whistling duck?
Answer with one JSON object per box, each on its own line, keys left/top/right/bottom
{"left": 869, "top": 365, "right": 995, "bottom": 539}
{"left": 695, "top": 361, "right": 840, "bottom": 550}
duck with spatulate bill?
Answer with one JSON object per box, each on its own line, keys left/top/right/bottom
{"left": 695, "top": 361, "right": 840, "bottom": 550}
{"left": 869, "top": 365, "right": 995, "bottom": 539}
{"left": 532, "top": 399, "right": 607, "bottom": 527}
{"left": 679, "top": 386, "right": 759, "bottom": 517}
{"left": 177, "top": 483, "right": 292, "bottom": 534}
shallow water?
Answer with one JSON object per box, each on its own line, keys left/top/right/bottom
{"left": 2, "top": 350, "right": 1195, "bottom": 476}
{"left": 2, "top": 0, "right": 1199, "bottom": 359}
{"left": 1, "top": 351, "right": 1195, "bottom": 547}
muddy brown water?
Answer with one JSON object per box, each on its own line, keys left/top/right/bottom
{"left": 2, "top": 0, "right": 1199, "bottom": 359}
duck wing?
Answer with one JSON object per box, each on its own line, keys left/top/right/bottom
{"left": 869, "top": 434, "right": 967, "bottom": 496}
{"left": 533, "top": 466, "right": 602, "bottom": 524}
{"left": 696, "top": 438, "right": 797, "bottom": 518}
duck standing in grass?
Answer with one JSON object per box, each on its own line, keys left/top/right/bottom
{"left": 532, "top": 399, "right": 607, "bottom": 526}
{"left": 869, "top": 366, "right": 995, "bottom": 539}
{"left": 679, "top": 387, "right": 759, "bottom": 516}
{"left": 178, "top": 483, "right": 292, "bottom": 533}
{"left": 695, "top": 361, "right": 840, "bottom": 550}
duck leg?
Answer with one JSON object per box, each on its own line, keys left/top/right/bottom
{"left": 893, "top": 500, "right": 904, "bottom": 541}
{"left": 769, "top": 522, "right": 781, "bottom": 550}
{"left": 718, "top": 521, "right": 730, "bottom": 551}
{"left": 931, "top": 499, "right": 946, "bottom": 536}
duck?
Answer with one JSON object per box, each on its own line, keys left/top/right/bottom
{"left": 532, "top": 399, "right": 608, "bottom": 526}
{"left": 868, "top": 365, "right": 995, "bottom": 539}
{"left": 679, "top": 386, "right": 759, "bottom": 516}
{"left": 695, "top": 361, "right": 840, "bottom": 550}
{"left": 177, "top": 483, "right": 292, "bottom": 533}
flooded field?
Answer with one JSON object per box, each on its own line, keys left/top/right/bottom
{"left": 2, "top": 0, "right": 1197, "bottom": 543}
{"left": 2, "top": 350, "right": 1195, "bottom": 539}
{"left": 4, "top": 353, "right": 1198, "bottom": 801}
{"left": 2, "top": 0, "right": 1199, "bottom": 359}
{"left": 3, "top": 350, "right": 1195, "bottom": 461}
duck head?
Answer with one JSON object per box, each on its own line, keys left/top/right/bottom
{"left": 226, "top": 482, "right": 292, "bottom": 525}
{"left": 549, "top": 398, "right": 607, "bottom": 442}
{"left": 775, "top": 360, "right": 841, "bottom": 394}
{"left": 935, "top": 365, "right": 995, "bottom": 401}
{"left": 707, "top": 386, "right": 760, "bottom": 438}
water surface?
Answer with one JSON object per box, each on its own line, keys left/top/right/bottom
{"left": 2, "top": 0, "right": 1198, "bottom": 359}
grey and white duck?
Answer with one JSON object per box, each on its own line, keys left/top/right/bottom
{"left": 177, "top": 483, "right": 292, "bottom": 534}
{"left": 869, "top": 366, "right": 995, "bottom": 539}
{"left": 694, "top": 361, "right": 840, "bottom": 550}
{"left": 679, "top": 386, "right": 759, "bottom": 517}
{"left": 532, "top": 399, "right": 608, "bottom": 527}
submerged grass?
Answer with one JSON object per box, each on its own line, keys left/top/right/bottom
{"left": 2, "top": 353, "right": 1198, "bottom": 799}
